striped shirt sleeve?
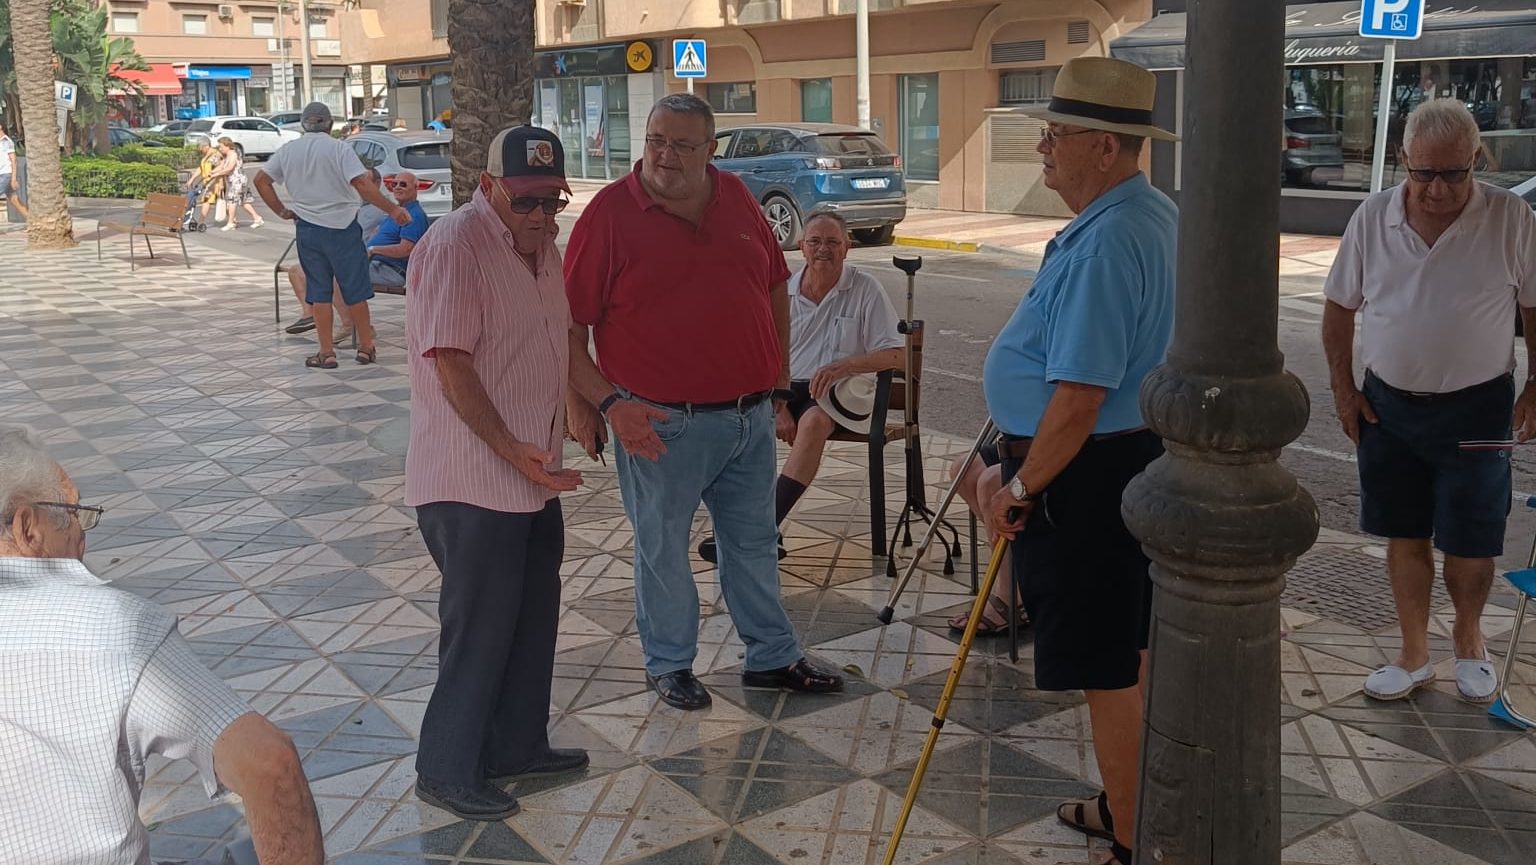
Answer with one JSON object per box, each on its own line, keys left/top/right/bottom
{"left": 412, "top": 239, "right": 486, "bottom": 358}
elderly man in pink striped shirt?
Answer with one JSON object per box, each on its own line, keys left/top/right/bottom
{"left": 403, "top": 126, "right": 587, "bottom": 821}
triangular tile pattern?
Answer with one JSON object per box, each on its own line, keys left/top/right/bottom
{"left": 0, "top": 235, "right": 1526, "bottom": 864}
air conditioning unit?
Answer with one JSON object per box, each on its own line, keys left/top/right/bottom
{"left": 217, "top": 4, "right": 235, "bottom": 19}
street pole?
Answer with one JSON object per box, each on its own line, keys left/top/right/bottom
{"left": 1121, "top": 0, "right": 1318, "bottom": 861}
{"left": 856, "top": 0, "right": 870, "bottom": 130}
{"left": 297, "top": 0, "right": 315, "bottom": 107}
{"left": 687, "top": 78, "right": 694, "bottom": 95}
{"left": 1369, "top": 39, "right": 1396, "bottom": 192}
{"left": 276, "top": 3, "right": 290, "bottom": 112}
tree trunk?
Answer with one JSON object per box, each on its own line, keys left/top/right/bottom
{"left": 447, "top": 0, "right": 534, "bottom": 209}
{"left": 10, "top": 0, "right": 74, "bottom": 247}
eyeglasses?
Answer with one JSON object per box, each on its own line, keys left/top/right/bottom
{"left": 493, "top": 183, "right": 569, "bottom": 215}
{"left": 1404, "top": 161, "right": 1475, "bottom": 184}
{"left": 644, "top": 136, "right": 707, "bottom": 157}
{"left": 32, "top": 501, "right": 104, "bottom": 531}
{"left": 1040, "top": 127, "right": 1100, "bottom": 146}
{"left": 388, "top": 181, "right": 414, "bottom": 190}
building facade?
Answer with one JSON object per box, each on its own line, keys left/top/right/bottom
{"left": 105, "top": 0, "right": 350, "bottom": 125}
{"left": 340, "top": 0, "right": 1153, "bottom": 216}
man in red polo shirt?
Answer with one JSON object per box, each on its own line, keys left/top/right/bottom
{"left": 565, "top": 93, "right": 843, "bottom": 711}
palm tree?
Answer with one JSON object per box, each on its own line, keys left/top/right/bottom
{"left": 51, "top": 2, "right": 148, "bottom": 154}
{"left": 446, "top": 0, "right": 535, "bottom": 207}
{"left": 8, "top": 0, "right": 73, "bottom": 247}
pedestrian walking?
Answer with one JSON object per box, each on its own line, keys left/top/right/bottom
{"left": 1322, "top": 97, "right": 1536, "bottom": 705}
{"left": 404, "top": 126, "right": 587, "bottom": 820}
{"left": 215, "top": 137, "right": 263, "bottom": 230}
{"left": 0, "top": 120, "right": 29, "bottom": 220}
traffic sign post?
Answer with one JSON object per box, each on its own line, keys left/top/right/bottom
{"left": 1358, "top": 0, "right": 1425, "bottom": 192}
{"left": 54, "top": 81, "right": 76, "bottom": 148}
{"left": 672, "top": 39, "right": 706, "bottom": 96}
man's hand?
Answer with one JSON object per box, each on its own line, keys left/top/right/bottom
{"left": 809, "top": 361, "right": 855, "bottom": 401}
{"left": 389, "top": 205, "right": 411, "bottom": 226}
{"left": 505, "top": 441, "right": 583, "bottom": 491}
{"left": 607, "top": 400, "right": 670, "bottom": 461}
{"left": 1333, "top": 384, "right": 1378, "bottom": 445}
{"left": 566, "top": 395, "right": 608, "bottom": 460}
{"left": 1515, "top": 382, "right": 1536, "bottom": 442}
{"left": 775, "top": 404, "right": 797, "bottom": 445}
{"left": 984, "top": 485, "right": 1032, "bottom": 542}
{"left": 278, "top": 207, "right": 295, "bottom": 220}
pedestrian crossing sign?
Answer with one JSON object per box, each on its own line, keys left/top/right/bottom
{"left": 673, "top": 40, "right": 707, "bottom": 79}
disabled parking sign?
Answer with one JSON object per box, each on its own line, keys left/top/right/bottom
{"left": 1358, "top": 0, "right": 1424, "bottom": 40}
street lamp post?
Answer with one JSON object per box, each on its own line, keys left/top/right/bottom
{"left": 297, "top": 0, "right": 315, "bottom": 106}
{"left": 1121, "top": 0, "right": 1319, "bottom": 862}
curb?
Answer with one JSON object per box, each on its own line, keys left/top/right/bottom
{"left": 892, "top": 235, "right": 979, "bottom": 253}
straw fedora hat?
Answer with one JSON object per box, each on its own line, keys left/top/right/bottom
{"left": 1022, "top": 56, "right": 1178, "bottom": 142}
{"left": 815, "top": 375, "right": 878, "bottom": 435}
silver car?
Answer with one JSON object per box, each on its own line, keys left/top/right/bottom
{"left": 342, "top": 130, "right": 454, "bottom": 220}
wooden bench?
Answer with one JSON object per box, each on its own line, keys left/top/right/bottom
{"left": 96, "top": 192, "right": 192, "bottom": 271}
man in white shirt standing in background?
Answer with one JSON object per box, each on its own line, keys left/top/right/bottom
{"left": 255, "top": 102, "right": 408, "bottom": 370}
{"left": 1322, "top": 97, "right": 1536, "bottom": 705}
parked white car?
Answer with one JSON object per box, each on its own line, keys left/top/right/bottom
{"left": 184, "top": 116, "right": 300, "bottom": 160}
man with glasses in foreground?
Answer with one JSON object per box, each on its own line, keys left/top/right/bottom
{"left": 1323, "top": 98, "right": 1536, "bottom": 705}
{"left": 404, "top": 126, "right": 587, "bottom": 820}
{"left": 0, "top": 424, "right": 323, "bottom": 864}
{"left": 564, "top": 93, "right": 843, "bottom": 712}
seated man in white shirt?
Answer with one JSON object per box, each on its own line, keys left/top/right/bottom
{"left": 0, "top": 424, "right": 323, "bottom": 865}
{"left": 699, "top": 211, "right": 904, "bottom": 562}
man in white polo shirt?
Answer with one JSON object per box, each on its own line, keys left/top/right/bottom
{"left": 1323, "top": 98, "right": 1536, "bottom": 704}
{"left": 696, "top": 211, "right": 904, "bottom": 563}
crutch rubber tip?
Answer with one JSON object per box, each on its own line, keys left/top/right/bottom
{"left": 877, "top": 607, "right": 896, "bottom": 624}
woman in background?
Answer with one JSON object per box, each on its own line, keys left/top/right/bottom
{"left": 214, "top": 136, "right": 263, "bottom": 230}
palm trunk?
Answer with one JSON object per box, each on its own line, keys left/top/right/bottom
{"left": 10, "top": 0, "right": 74, "bottom": 247}
{"left": 447, "top": 0, "right": 535, "bottom": 209}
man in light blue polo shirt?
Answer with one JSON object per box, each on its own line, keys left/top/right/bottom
{"left": 978, "top": 57, "right": 1177, "bottom": 865}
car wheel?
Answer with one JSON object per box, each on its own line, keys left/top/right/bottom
{"left": 762, "top": 195, "right": 802, "bottom": 251}
{"left": 852, "top": 225, "right": 896, "bottom": 246}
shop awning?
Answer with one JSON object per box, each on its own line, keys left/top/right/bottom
{"left": 111, "top": 63, "right": 183, "bottom": 96}
{"left": 1112, "top": 1, "right": 1536, "bottom": 70}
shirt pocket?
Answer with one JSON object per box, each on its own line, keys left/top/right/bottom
{"left": 835, "top": 315, "right": 861, "bottom": 356}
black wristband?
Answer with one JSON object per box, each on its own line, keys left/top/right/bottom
{"left": 597, "top": 392, "right": 622, "bottom": 415}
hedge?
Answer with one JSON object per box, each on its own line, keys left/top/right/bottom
{"left": 142, "top": 132, "right": 191, "bottom": 148}
{"left": 62, "top": 157, "right": 180, "bottom": 199}
{"left": 113, "top": 143, "right": 201, "bottom": 171}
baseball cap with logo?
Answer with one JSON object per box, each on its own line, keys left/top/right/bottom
{"left": 487, "top": 125, "right": 572, "bottom": 196}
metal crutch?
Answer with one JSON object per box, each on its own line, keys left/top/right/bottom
{"left": 880, "top": 535, "right": 1011, "bottom": 865}
{"left": 1490, "top": 496, "right": 1536, "bottom": 729}
{"left": 877, "top": 417, "right": 995, "bottom": 624}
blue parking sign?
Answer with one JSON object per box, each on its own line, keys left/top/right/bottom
{"left": 1358, "top": 0, "right": 1424, "bottom": 40}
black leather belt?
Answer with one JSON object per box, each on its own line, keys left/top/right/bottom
{"left": 1365, "top": 370, "right": 1512, "bottom": 403}
{"left": 641, "top": 390, "right": 774, "bottom": 413}
{"left": 995, "top": 427, "right": 1149, "bottom": 461}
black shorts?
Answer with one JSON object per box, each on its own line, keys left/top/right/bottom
{"left": 786, "top": 380, "right": 816, "bottom": 421}
{"left": 1001, "top": 430, "right": 1162, "bottom": 692}
{"left": 1358, "top": 370, "right": 1513, "bottom": 558}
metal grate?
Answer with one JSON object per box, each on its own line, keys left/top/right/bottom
{"left": 990, "top": 40, "right": 1047, "bottom": 65}
{"left": 989, "top": 114, "right": 1045, "bottom": 163}
{"left": 1282, "top": 547, "right": 1450, "bottom": 632}
{"left": 1067, "top": 19, "right": 1091, "bottom": 44}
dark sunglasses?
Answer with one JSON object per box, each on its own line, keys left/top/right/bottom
{"left": 388, "top": 180, "right": 414, "bottom": 189}
{"left": 507, "top": 195, "right": 568, "bottom": 215}
{"left": 33, "top": 501, "right": 104, "bottom": 531}
{"left": 1404, "top": 162, "right": 1474, "bottom": 184}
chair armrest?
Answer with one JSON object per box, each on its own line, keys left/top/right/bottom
{"left": 868, "top": 369, "right": 894, "bottom": 446}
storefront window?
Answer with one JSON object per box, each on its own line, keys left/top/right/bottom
{"left": 900, "top": 73, "right": 940, "bottom": 182}
{"left": 536, "top": 75, "right": 631, "bottom": 181}
{"left": 706, "top": 83, "right": 757, "bottom": 115}
{"left": 801, "top": 79, "right": 832, "bottom": 123}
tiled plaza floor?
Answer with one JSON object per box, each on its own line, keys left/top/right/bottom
{"left": 3, "top": 224, "right": 1536, "bottom": 865}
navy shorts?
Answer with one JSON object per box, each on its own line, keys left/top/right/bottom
{"left": 1358, "top": 370, "right": 1513, "bottom": 558}
{"left": 785, "top": 380, "right": 816, "bottom": 421}
{"left": 296, "top": 218, "right": 372, "bottom": 306}
{"left": 1001, "top": 430, "right": 1162, "bottom": 692}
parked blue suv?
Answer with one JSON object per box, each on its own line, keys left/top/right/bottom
{"left": 712, "top": 123, "right": 907, "bottom": 249}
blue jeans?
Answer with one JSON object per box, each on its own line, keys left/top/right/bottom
{"left": 613, "top": 396, "right": 803, "bottom": 677}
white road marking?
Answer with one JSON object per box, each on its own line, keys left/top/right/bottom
{"left": 924, "top": 271, "right": 990, "bottom": 284}
{"left": 926, "top": 366, "right": 982, "bottom": 383}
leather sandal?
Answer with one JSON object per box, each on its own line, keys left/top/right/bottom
{"left": 356, "top": 345, "right": 378, "bottom": 365}
{"left": 1057, "top": 790, "right": 1115, "bottom": 842}
{"left": 305, "top": 351, "right": 337, "bottom": 369}
{"left": 948, "top": 595, "right": 1029, "bottom": 636}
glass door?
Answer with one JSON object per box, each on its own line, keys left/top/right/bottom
{"left": 899, "top": 73, "right": 939, "bottom": 181}
{"left": 801, "top": 78, "right": 832, "bottom": 123}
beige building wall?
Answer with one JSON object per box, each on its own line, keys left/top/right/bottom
{"left": 107, "top": 0, "right": 339, "bottom": 65}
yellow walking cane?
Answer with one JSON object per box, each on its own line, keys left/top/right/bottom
{"left": 880, "top": 533, "right": 1012, "bottom": 865}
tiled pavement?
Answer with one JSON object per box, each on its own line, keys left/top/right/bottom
{"left": 4, "top": 223, "right": 1536, "bottom": 865}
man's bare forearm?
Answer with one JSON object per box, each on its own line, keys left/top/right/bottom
{"left": 568, "top": 324, "right": 618, "bottom": 406}
{"left": 369, "top": 241, "right": 413, "bottom": 259}
{"left": 351, "top": 176, "right": 398, "bottom": 213}
{"left": 770, "top": 281, "right": 790, "bottom": 388}
{"left": 1015, "top": 382, "right": 1106, "bottom": 492}
{"left": 435, "top": 349, "right": 523, "bottom": 461}
{"left": 1321, "top": 301, "right": 1360, "bottom": 392}
{"left": 847, "top": 347, "right": 904, "bottom": 375}
{"left": 253, "top": 173, "right": 285, "bottom": 216}
{"left": 214, "top": 713, "right": 323, "bottom": 865}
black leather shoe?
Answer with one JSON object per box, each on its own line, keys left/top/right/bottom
{"left": 414, "top": 776, "right": 520, "bottom": 821}
{"left": 488, "top": 748, "right": 591, "bottom": 782}
{"left": 697, "top": 534, "right": 787, "bottom": 564}
{"left": 742, "top": 658, "right": 844, "bottom": 693}
{"left": 648, "top": 669, "right": 712, "bottom": 710}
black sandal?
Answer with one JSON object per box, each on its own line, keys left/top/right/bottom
{"left": 1057, "top": 790, "right": 1115, "bottom": 842}
{"left": 355, "top": 346, "right": 377, "bottom": 365}
{"left": 305, "top": 352, "right": 338, "bottom": 369}
{"left": 1107, "top": 840, "right": 1133, "bottom": 865}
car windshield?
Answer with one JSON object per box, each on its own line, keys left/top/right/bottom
{"left": 188, "top": 120, "right": 215, "bottom": 132}
{"left": 812, "top": 134, "right": 891, "bottom": 156}
{"left": 1285, "top": 115, "right": 1334, "bottom": 136}
{"left": 399, "top": 142, "right": 450, "bottom": 170}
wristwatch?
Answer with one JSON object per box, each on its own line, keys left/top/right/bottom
{"left": 1009, "top": 476, "right": 1032, "bottom": 502}
{"left": 597, "top": 392, "right": 622, "bottom": 415}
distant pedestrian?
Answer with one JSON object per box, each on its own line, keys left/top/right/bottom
{"left": 1322, "top": 98, "right": 1536, "bottom": 705}
{"left": 0, "top": 120, "right": 28, "bottom": 220}
{"left": 215, "top": 137, "right": 263, "bottom": 230}
{"left": 254, "top": 102, "right": 408, "bottom": 369}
